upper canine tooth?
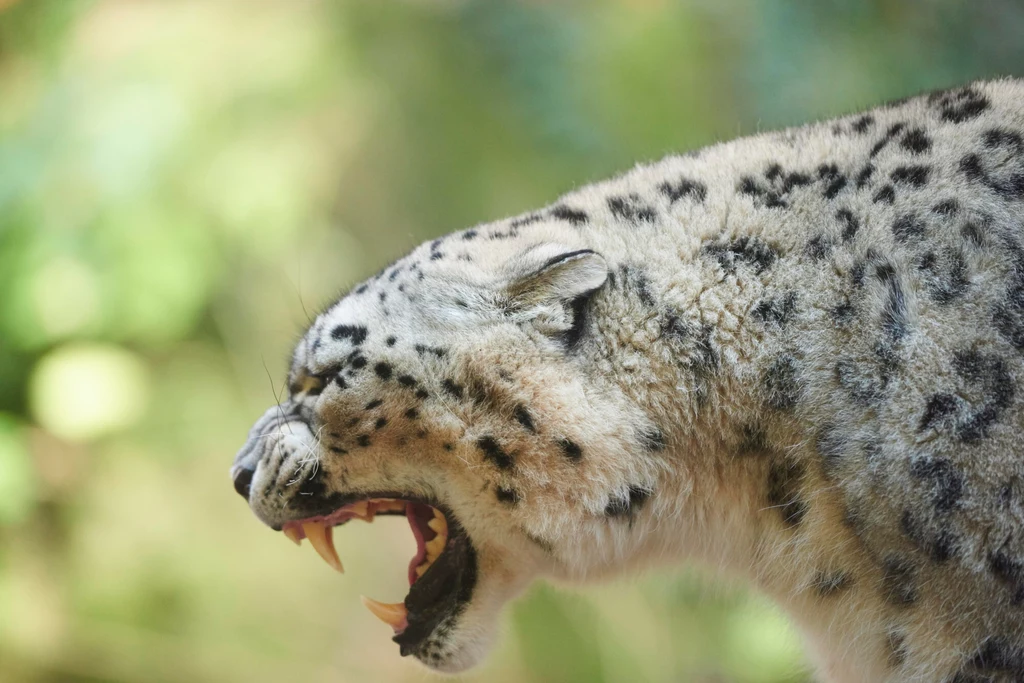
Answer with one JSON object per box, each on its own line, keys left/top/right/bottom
{"left": 427, "top": 516, "right": 447, "bottom": 535}
{"left": 361, "top": 595, "right": 408, "bottom": 632}
{"left": 283, "top": 526, "right": 303, "bottom": 546}
{"left": 425, "top": 534, "right": 445, "bottom": 560}
{"left": 302, "top": 522, "right": 344, "bottom": 573}
{"left": 350, "top": 501, "right": 369, "bottom": 518}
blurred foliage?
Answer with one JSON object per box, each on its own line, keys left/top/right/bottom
{"left": 0, "top": 0, "right": 1021, "bottom": 681}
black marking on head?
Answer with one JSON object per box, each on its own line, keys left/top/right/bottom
{"left": 378, "top": 291, "right": 387, "bottom": 303}
{"left": 960, "top": 128, "right": 1024, "bottom": 200}
{"left": 919, "top": 393, "right": 959, "bottom": 432}
{"left": 608, "top": 193, "right": 657, "bottom": 223}
{"left": 659, "top": 176, "right": 707, "bottom": 203}
{"left": 374, "top": 362, "right": 393, "bottom": 381}
{"left": 909, "top": 457, "right": 964, "bottom": 512}
{"left": 442, "top": 380, "right": 464, "bottom": 400}
{"left": 737, "top": 423, "right": 771, "bottom": 457}
{"left": 404, "top": 407, "right": 419, "bottom": 420}
{"left": 804, "top": 234, "right": 834, "bottom": 260}
{"left": 374, "top": 417, "right": 388, "bottom": 430}
{"left": 397, "top": 374, "right": 417, "bottom": 388}
{"left": 415, "top": 388, "right": 429, "bottom": 400}
{"left": 852, "top": 114, "right": 874, "bottom": 133}
{"left": 988, "top": 550, "right": 1024, "bottom": 606}
{"left": 881, "top": 556, "right": 918, "bottom": 607}
{"left": 836, "top": 208, "right": 859, "bottom": 242}
{"left": 327, "top": 446, "right": 347, "bottom": 455}
{"left": 901, "top": 509, "right": 956, "bottom": 563}
{"left": 332, "top": 325, "right": 368, "bottom": 345}
{"left": 766, "top": 459, "right": 807, "bottom": 528}
{"left": 365, "top": 398, "right": 383, "bottom": 410}
{"left": 549, "top": 205, "right": 588, "bottom": 226}
{"left": 495, "top": 487, "right": 521, "bottom": 505}
{"left": 510, "top": 213, "right": 543, "bottom": 229}
{"left": 870, "top": 122, "right": 907, "bottom": 158}
{"left": 513, "top": 405, "right": 536, "bottom": 433}
{"left": 414, "top": 344, "right": 447, "bottom": 359}
{"left": 354, "top": 284, "right": 369, "bottom": 295}
{"left": 918, "top": 249, "right": 970, "bottom": 303}
{"left": 752, "top": 292, "right": 798, "bottom": 327}
{"left": 813, "top": 571, "right": 853, "bottom": 597}
{"left": 818, "top": 163, "right": 847, "bottom": 199}
{"left": 331, "top": 375, "right": 348, "bottom": 391}
{"left": 356, "top": 434, "right": 371, "bottom": 448}
{"left": 477, "top": 436, "right": 513, "bottom": 470}
{"left": 952, "top": 639, "right": 1024, "bottom": 681}
{"left": 952, "top": 350, "right": 1015, "bottom": 443}
{"left": 835, "top": 359, "right": 885, "bottom": 406}
{"left": 873, "top": 185, "right": 896, "bottom": 204}
{"left": 887, "top": 631, "right": 907, "bottom": 668}
{"left": 900, "top": 128, "right": 931, "bottom": 154}
{"left": 617, "top": 265, "right": 656, "bottom": 307}
{"left": 558, "top": 439, "right": 583, "bottom": 462}
{"left": 763, "top": 354, "right": 802, "bottom": 410}
{"left": 855, "top": 164, "right": 875, "bottom": 188}
{"left": 701, "top": 236, "right": 778, "bottom": 275}
{"left": 639, "top": 427, "right": 665, "bottom": 452}
{"left": 891, "top": 165, "right": 930, "bottom": 188}
{"left": 830, "top": 300, "right": 855, "bottom": 327}
{"left": 604, "top": 485, "right": 651, "bottom": 518}
{"left": 386, "top": 336, "right": 397, "bottom": 347}
{"left": 929, "top": 85, "right": 989, "bottom": 123}
{"left": 351, "top": 356, "right": 367, "bottom": 370}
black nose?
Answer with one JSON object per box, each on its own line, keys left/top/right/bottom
{"left": 233, "top": 465, "right": 255, "bottom": 500}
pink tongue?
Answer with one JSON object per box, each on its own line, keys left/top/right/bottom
{"left": 405, "top": 503, "right": 436, "bottom": 585}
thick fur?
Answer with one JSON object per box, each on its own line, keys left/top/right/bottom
{"left": 233, "top": 78, "right": 1024, "bottom": 681}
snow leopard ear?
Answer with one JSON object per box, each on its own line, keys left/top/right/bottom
{"left": 502, "top": 246, "right": 609, "bottom": 347}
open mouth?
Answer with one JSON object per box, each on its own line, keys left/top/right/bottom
{"left": 280, "top": 496, "right": 477, "bottom": 656}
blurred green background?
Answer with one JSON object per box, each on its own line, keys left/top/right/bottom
{"left": 0, "top": 1, "right": 1021, "bottom": 681}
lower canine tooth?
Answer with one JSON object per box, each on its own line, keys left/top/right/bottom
{"left": 283, "top": 526, "right": 303, "bottom": 546}
{"left": 302, "top": 522, "right": 344, "bottom": 573}
{"left": 361, "top": 596, "right": 408, "bottom": 632}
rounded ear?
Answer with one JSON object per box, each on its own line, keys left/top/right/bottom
{"left": 502, "top": 246, "right": 609, "bottom": 346}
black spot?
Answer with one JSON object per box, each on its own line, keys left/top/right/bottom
{"left": 820, "top": 166, "right": 847, "bottom": 199}
{"left": 873, "top": 185, "right": 896, "bottom": 204}
{"left": 881, "top": 556, "right": 918, "bottom": 607}
{"left": 378, "top": 291, "right": 387, "bottom": 303}
{"left": 414, "top": 344, "right": 448, "bottom": 359}
{"left": 608, "top": 193, "right": 657, "bottom": 223}
{"left": 752, "top": 292, "right": 798, "bottom": 327}
{"left": 836, "top": 208, "right": 859, "bottom": 241}
{"left": 852, "top": 114, "right": 874, "bottom": 133}
{"left": 549, "top": 205, "right": 588, "bottom": 226}
{"left": 766, "top": 459, "right": 807, "bottom": 528}
{"left": 442, "top": 380, "right": 464, "bottom": 400}
{"left": 397, "top": 375, "right": 417, "bottom": 388}
{"left": 933, "top": 199, "right": 960, "bottom": 216}
{"left": 404, "top": 407, "right": 419, "bottom": 419}
{"left": 356, "top": 434, "right": 371, "bottom": 448}
{"left": 495, "top": 487, "right": 521, "bottom": 505}
{"left": 910, "top": 457, "right": 964, "bottom": 512}
{"left": 702, "top": 236, "right": 778, "bottom": 275}
{"left": 855, "top": 164, "right": 875, "bottom": 188}
{"left": 374, "top": 362, "right": 393, "bottom": 381}
{"left": 988, "top": 549, "right": 1024, "bottom": 605}
{"left": 332, "top": 325, "right": 368, "bottom": 345}
{"left": 830, "top": 300, "right": 855, "bottom": 326}
{"left": 900, "top": 509, "right": 956, "bottom": 563}
{"left": 919, "top": 393, "right": 960, "bottom": 432}
{"left": 354, "top": 284, "right": 369, "bottom": 295}
{"left": 813, "top": 571, "right": 853, "bottom": 597}
{"left": 881, "top": 272, "right": 909, "bottom": 342}
{"left": 513, "top": 405, "right": 536, "bottom": 433}
{"left": 737, "top": 423, "right": 770, "bottom": 457}
{"left": 887, "top": 631, "right": 908, "bottom": 668}
{"left": 870, "top": 122, "right": 907, "bottom": 157}
{"left": 374, "top": 417, "right": 388, "bottom": 430}
{"left": 804, "top": 234, "right": 834, "bottom": 260}
{"left": 351, "top": 356, "right": 367, "bottom": 370}
{"left": 919, "top": 248, "right": 970, "bottom": 303}
{"left": 604, "top": 485, "right": 651, "bottom": 518}
{"left": 559, "top": 439, "right": 583, "bottom": 462}
{"left": 365, "top": 398, "right": 383, "bottom": 410}
{"left": 510, "top": 213, "right": 543, "bottom": 229}
{"left": 386, "top": 336, "right": 397, "bottom": 347}
{"left": 763, "top": 355, "right": 801, "bottom": 410}
{"left": 951, "top": 350, "right": 1015, "bottom": 443}
{"left": 462, "top": 229, "right": 478, "bottom": 240}
{"left": 900, "top": 128, "right": 932, "bottom": 154}
{"left": 835, "top": 359, "right": 885, "bottom": 406}
{"left": 659, "top": 176, "right": 707, "bottom": 203}
{"left": 430, "top": 251, "right": 444, "bottom": 261}
{"left": 960, "top": 129, "right": 1024, "bottom": 200}
{"left": 929, "top": 85, "right": 989, "bottom": 123}
{"left": 415, "top": 388, "right": 429, "bottom": 400}
{"left": 639, "top": 427, "right": 665, "bottom": 452}
{"left": 477, "top": 436, "right": 513, "bottom": 470}
{"left": 891, "top": 165, "right": 930, "bottom": 187}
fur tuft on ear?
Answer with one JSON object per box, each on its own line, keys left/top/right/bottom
{"left": 502, "top": 245, "right": 609, "bottom": 346}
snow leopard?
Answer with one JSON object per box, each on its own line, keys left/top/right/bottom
{"left": 231, "top": 78, "right": 1024, "bottom": 682}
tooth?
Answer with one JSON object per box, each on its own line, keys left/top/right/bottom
{"left": 302, "top": 522, "right": 344, "bottom": 573}
{"left": 361, "top": 596, "right": 408, "bottom": 632}
{"left": 350, "top": 501, "right": 368, "bottom": 517}
{"left": 283, "top": 526, "right": 303, "bottom": 546}
{"left": 415, "top": 563, "right": 429, "bottom": 578}
{"left": 427, "top": 516, "right": 447, "bottom": 535}
{"left": 425, "top": 533, "right": 445, "bottom": 561}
